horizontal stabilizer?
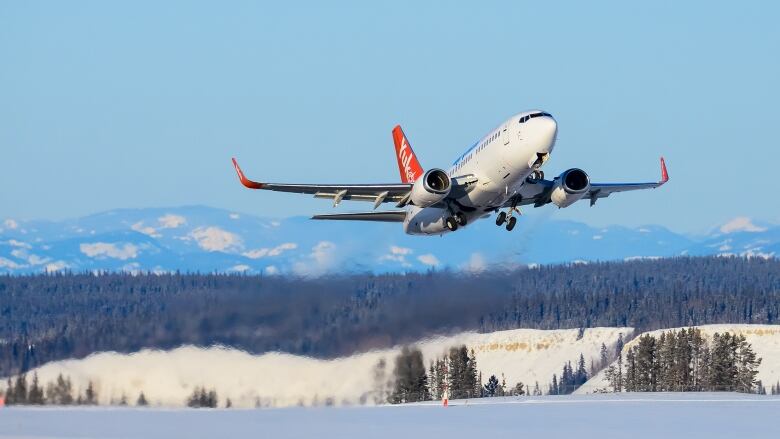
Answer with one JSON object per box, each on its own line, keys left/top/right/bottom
{"left": 311, "top": 211, "right": 407, "bottom": 222}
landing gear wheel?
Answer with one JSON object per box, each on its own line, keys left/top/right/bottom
{"left": 496, "top": 211, "right": 507, "bottom": 226}
{"left": 445, "top": 217, "right": 459, "bottom": 232}
{"left": 528, "top": 170, "right": 545, "bottom": 181}
{"left": 506, "top": 216, "right": 517, "bottom": 231}
{"left": 455, "top": 212, "right": 467, "bottom": 226}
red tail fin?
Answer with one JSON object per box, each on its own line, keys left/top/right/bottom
{"left": 392, "top": 125, "right": 424, "bottom": 183}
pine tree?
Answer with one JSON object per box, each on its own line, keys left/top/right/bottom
{"left": 468, "top": 349, "right": 480, "bottom": 398}
{"left": 136, "top": 392, "right": 148, "bottom": 406}
{"left": 673, "top": 329, "right": 692, "bottom": 391}
{"left": 225, "top": 398, "right": 232, "bottom": 408}
{"left": 428, "top": 361, "right": 438, "bottom": 400}
{"left": 436, "top": 358, "right": 448, "bottom": 401}
{"left": 119, "top": 393, "right": 128, "bottom": 406}
{"left": 735, "top": 334, "right": 761, "bottom": 393}
{"left": 84, "top": 381, "right": 97, "bottom": 405}
{"left": 5, "top": 377, "right": 15, "bottom": 404}
{"left": 390, "top": 346, "right": 429, "bottom": 403}
{"left": 657, "top": 331, "right": 673, "bottom": 391}
{"left": 690, "top": 328, "right": 705, "bottom": 391}
{"left": 484, "top": 375, "right": 499, "bottom": 397}
{"left": 207, "top": 390, "right": 218, "bottom": 408}
{"left": 46, "top": 374, "right": 74, "bottom": 405}
{"left": 575, "top": 353, "right": 588, "bottom": 386}
{"left": 551, "top": 374, "right": 559, "bottom": 395}
{"left": 512, "top": 382, "right": 525, "bottom": 396}
{"left": 447, "top": 345, "right": 475, "bottom": 400}
{"left": 697, "top": 341, "right": 712, "bottom": 391}
{"left": 533, "top": 381, "right": 541, "bottom": 396}
{"left": 710, "top": 333, "right": 735, "bottom": 391}
{"left": 624, "top": 347, "right": 637, "bottom": 392}
{"left": 604, "top": 365, "right": 617, "bottom": 392}
{"left": 13, "top": 374, "right": 28, "bottom": 404}
{"left": 560, "top": 361, "right": 574, "bottom": 394}
{"left": 28, "top": 373, "right": 44, "bottom": 405}
{"left": 600, "top": 343, "right": 609, "bottom": 369}
{"left": 635, "top": 334, "right": 657, "bottom": 391}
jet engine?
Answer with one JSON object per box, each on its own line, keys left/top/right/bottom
{"left": 551, "top": 168, "right": 590, "bottom": 208}
{"left": 410, "top": 168, "right": 451, "bottom": 207}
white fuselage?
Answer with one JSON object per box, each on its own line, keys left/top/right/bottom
{"left": 403, "top": 111, "right": 558, "bottom": 235}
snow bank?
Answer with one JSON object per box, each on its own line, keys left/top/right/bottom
{"left": 576, "top": 324, "right": 780, "bottom": 394}
{"left": 2, "top": 327, "right": 630, "bottom": 408}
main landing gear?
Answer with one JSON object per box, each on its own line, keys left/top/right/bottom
{"left": 495, "top": 198, "right": 521, "bottom": 232}
{"left": 445, "top": 212, "right": 467, "bottom": 232}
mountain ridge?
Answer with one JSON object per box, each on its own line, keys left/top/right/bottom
{"left": 1, "top": 206, "right": 777, "bottom": 275}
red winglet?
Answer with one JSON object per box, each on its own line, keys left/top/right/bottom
{"left": 659, "top": 156, "right": 669, "bottom": 185}
{"left": 231, "top": 158, "right": 265, "bottom": 189}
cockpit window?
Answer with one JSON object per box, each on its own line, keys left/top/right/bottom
{"left": 519, "top": 112, "right": 553, "bottom": 123}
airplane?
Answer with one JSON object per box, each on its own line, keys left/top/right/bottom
{"left": 232, "top": 110, "right": 668, "bottom": 235}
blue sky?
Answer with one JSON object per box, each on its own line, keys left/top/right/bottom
{"left": 1, "top": 1, "right": 778, "bottom": 233}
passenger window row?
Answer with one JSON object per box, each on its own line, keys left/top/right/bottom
{"left": 452, "top": 130, "right": 501, "bottom": 175}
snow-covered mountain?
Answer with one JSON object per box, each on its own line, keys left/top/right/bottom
{"left": 0, "top": 206, "right": 777, "bottom": 275}
{"left": 2, "top": 327, "right": 630, "bottom": 408}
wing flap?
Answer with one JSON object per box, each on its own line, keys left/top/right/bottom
{"left": 311, "top": 211, "right": 407, "bottom": 222}
{"left": 587, "top": 157, "right": 669, "bottom": 203}
{"left": 232, "top": 158, "right": 412, "bottom": 206}
{"left": 507, "top": 157, "right": 669, "bottom": 208}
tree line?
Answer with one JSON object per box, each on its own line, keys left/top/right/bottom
{"left": 3, "top": 372, "right": 139, "bottom": 406}
{"left": 1, "top": 373, "right": 226, "bottom": 408}
{"left": 1, "top": 256, "right": 779, "bottom": 376}
{"left": 602, "top": 329, "right": 763, "bottom": 393}
{"left": 387, "top": 344, "right": 527, "bottom": 404}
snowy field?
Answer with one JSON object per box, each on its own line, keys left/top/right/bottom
{"left": 2, "top": 393, "right": 779, "bottom": 439}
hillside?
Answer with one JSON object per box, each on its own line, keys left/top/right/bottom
{"left": 2, "top": 206, "right": 779, "bottom": 274}
{"left": 2, "top": 327, "right": 629, "bottom": 408}
{"left": 2, "top": 258, "right": 779, "bottom": 376}
{"left": 576, "top": 324, "right": 780, "bottom": 394}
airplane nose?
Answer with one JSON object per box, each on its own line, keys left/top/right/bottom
{"left": 535, "top": 116, "right": 557, "bottom": 151}
{"left": 539, "top": 116, "right": 557, "bottom": 137}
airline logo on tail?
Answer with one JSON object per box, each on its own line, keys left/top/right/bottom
{"left": 392, "top": 125, "right": 424, "bottom": 183}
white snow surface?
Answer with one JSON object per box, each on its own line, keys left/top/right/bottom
{"left": 1, "top": 393, "right": 779, "bottom": 439}
{"left": 576, "top": 324, "right": 780, "bottom": 394}
{"left": 3, "top": 327, "right": 630, "bottom": 408}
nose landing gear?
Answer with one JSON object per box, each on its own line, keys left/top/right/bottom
{"left": 527, "top": 170, "right": 545, "bottom": 182}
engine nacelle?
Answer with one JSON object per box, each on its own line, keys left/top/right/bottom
{"left": 410, "top": 168, "right": 451, "bottom": 207}
{"left": 551, "top": 168, "right": 590, "bottom": 208}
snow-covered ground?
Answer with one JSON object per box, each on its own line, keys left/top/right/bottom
{"left": 1, "top": 393, "right": 778, "bottom": 439}
{"left": 577, "top": 324, "right": 780, "bottom": 394}
{"left": 2, "top": 327, "right": 630, "bottom": 408}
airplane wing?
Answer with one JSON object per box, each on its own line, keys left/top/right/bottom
{"left": 232, "top": 158, "right": 412, "bottom": 208}
{"left": 510, "top": 157, "right": 669, "bottom": 208}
